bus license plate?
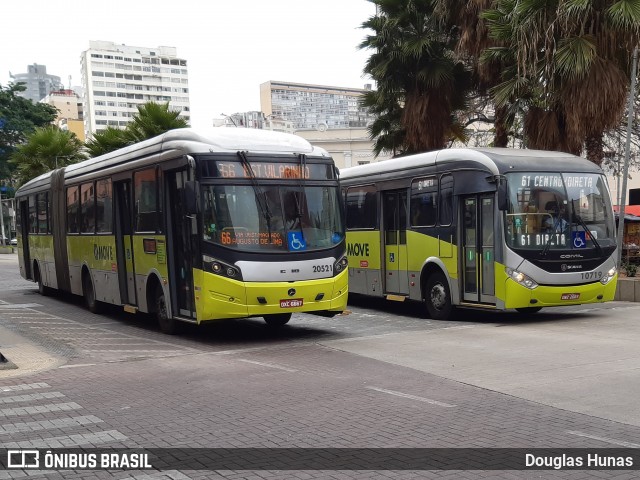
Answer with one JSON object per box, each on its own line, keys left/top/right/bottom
{"left": 280, "top": 299, "right": 303, "bottom": 308}
{"left": 561, "top": 293, "right": 580, "bottom": 301}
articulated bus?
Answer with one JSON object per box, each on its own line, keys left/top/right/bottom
{"left": 340, "top": 148, "right": 617, "bottom": 319}
{"left": 15, "top": 128, "right": 348, "bottom": 333}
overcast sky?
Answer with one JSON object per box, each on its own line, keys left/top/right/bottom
{"left": 0, "top": 1, "right": 376, "bottom": 129}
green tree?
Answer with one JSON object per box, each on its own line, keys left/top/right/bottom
{"left": 360, "top": 0, "right": 472, "bottom": 155}
{"left": 483, "top": 0, "right": 640, "bottom": 164}
{"left": 85, "top": 102, "right": 189, "bottom": 157}
{"left": 10, "top": 126, "right": 85, "bottom": 186}
{"left": 0, "top": 83, "right": 58, "bottom": 186}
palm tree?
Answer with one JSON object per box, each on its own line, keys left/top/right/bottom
{"left": 360, "top": 0, "right": 472, "bottom": 155}
{"left": 9, "top": 126, "right": 85, "bottom": 186}
{"left": 127, "top": 102, "right": 189, "bottom": 142}
{"left": 483, "top": 0, "right": 640, "bottom": 164}
{"left": 85, "top": 102, "right": 189, "bottom": 157}
{"left": 84, "top": 126, "right": 134, "bottom": 158}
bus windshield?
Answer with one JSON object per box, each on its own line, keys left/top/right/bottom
{"left": 504, "top": 172, "right": 615, "bottom": 251}
{"left": 201, "top": 184, "right": 344, "bottom": 252}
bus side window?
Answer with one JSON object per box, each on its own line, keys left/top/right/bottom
{"left": 67, "top": 186, "right": 79, "bottom": 233}
{"left": 410, "top": 176, "right": 437, "bottom": 227}
{"left": 346, "top": 185, "right": 376, "bottom": 229}
{"left": 28, "top": 195, "right": 37, "bottom": 234}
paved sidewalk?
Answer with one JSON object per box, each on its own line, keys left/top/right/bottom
{"left": 0, "top": 252, "right": 65, "bottom": 378}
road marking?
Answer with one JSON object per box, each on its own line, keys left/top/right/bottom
{"left": 0, "top": 303, "right": 43, "bottom": 309}
{"left": 0, "top": 392, "right": 65, "bottom": 404}
{"left": 366, "top": 386, "right": 457, "bottom": 407}
{"left": 0, "top": 429, "right": 127, "bottom": 448}
{"left": 0, "top": 415, "right": 103, "bottom": 435}
{"left": 0, "top": 383, "right": 50, "bottom": 393}
{"left": 237, "top": 358, "right": 297, "bottom": 372}
{"left": 0, "top": 402, "right": 82, "bottom": 418}
{"left": 58, "top": 363, "right": 97, "bottom": 369}
{"left": 567, "top": 430, "right": 640, "bottom": 448}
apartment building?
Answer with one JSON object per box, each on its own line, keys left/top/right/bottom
{"left": 41, "top": 89, "right": 85, "bottom": 141}
{"left": 260, "top": 80, "right": 376, "bottom": 131}
{"left": 80, "top": 41, "right": 190, "bottom": 138}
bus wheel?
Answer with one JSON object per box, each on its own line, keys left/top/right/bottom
{"left": 424, "top": 272, "right": 453, "bottom": 320}
{"left": 263, "top": 313, "right": 292, "bottom": 327}
{"left": 82, "top": 272, "right": 101, "bottom": 314}
{"left": 516, "top": 307, "right": 543, "bottom": 314}
{"left": 155, "top": 286, "right": 180, "bottom": 335}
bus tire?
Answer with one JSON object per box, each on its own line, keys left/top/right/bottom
{"left": 516, "top": 307, "right": 543, "bottom": 314}
{"left": 263, "top": 313, "right": 292, "bottom": 327}
{"left": 424, "top": 271, "right": 453, "bottom": 320}
{"left": 82, "top": 272, "right": 101, "bottom": 314}
{"left": 156, "top": 286, "right": 180, "bottom": 335}
{"left": 34, "top": 264, "right": 51, "bottom": 296}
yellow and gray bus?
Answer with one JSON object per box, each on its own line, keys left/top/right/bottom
{"left": 14, "top": 128, "right": 348, "bottom": 333}
{"left": 340, "top": 148, "right": 617, "bottom": 319}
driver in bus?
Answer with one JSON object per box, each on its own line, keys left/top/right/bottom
{"left": 544, "top": 200, "right": 568, "bottom": 233}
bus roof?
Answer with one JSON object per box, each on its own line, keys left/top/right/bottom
{"left": 17, "top": 128, "right": 330, "bottom": 194}
{"left": 339, "top": 147, "right": 602, "bottom": 182}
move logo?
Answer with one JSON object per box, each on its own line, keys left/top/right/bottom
{"left": 347, "top": 242, "right": 370, "bottom": 257}
{"left": 94, "top": 244, "right": 114, "bottom": 261}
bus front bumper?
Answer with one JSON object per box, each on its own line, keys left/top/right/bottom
{"left": 502, "top": 275, "right": 618, "bottom": 309}
{"left": 194, "top": 268, "right": 348, "bottom": 323}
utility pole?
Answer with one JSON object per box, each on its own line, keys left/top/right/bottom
{"left": 617, "top": 46, "right": 638, "bottom": 267}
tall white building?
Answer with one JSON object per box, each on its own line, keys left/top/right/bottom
{"left": 80, "top": 41, "right": 190, "bottom": 138}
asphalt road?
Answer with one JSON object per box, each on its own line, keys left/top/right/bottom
{"left": 1, "top": 252, "right": 640, "bottom": 479}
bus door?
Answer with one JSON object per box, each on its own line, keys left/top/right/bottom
{"left": 166, "top": 170, "right": 196, "bottom": 319}
{"left": 114, "top": 180, "right": 136, "bottom": 306}
{"left": 382, "top": 190, "right": 409, "bottom": 295}
{"left": 461, "top": 195, "right": 496, "bottom": 304}
{"left": 18, "top": 199, "right": 31, "bottom": 280}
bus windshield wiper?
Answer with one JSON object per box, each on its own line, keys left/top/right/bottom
{"left": 571, "top": 199, "right": 602, "bottom": 254}
{"left": 237, "top": 151, "right": 272, "bottom": 236}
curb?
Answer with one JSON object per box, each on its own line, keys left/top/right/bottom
{"left": 0, "top": 324, "right": 64, "bottom": 379}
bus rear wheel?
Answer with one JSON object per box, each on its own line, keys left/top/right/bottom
{"left": 263, "top": 313, "right": 292, "bottom": 327}
{"left": 155, "top": 286, "right": 180, "bottom": 335}
{"left": 516, "top": 307, "right": 543, "bottom": 314}
{"left": 82, "top": 272, "right": 101, "bottom": 314}
{"left": 424, "top": 271, "right": 453, "bottom": 320}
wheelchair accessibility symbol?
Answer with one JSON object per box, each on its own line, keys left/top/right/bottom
{"left": 287, "top": 232, "right": 307, "bottom": 251}
{"left": 572, "top": 231, "right": 586, "bottom": 249}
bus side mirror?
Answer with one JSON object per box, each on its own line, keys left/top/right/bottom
{"left": 497, "top": 178, "right": 508, "bottom": 211}
{"left": 184, "top": 181, "right": 198, "bottom": 215}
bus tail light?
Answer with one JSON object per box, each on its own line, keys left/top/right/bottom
{"left": 505, "top": 267, "right": 538, "bottom": 289}
{"left": 600, "top": 267, "right": 617, "bottom": 285}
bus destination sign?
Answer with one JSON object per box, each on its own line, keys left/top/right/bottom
{"left": 211, "top": 161, "right": 332, "bottom": 180}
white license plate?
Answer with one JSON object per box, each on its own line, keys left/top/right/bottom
{"left": 561, "top": 293, "right": 580, "bottom": 301}
{"left": 280, "top": 299, "right": 303, "bottom": 308}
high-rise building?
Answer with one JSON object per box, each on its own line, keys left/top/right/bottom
{"left": 80, "top": 41, "right": 190, "bottom": 138}
{"left": 10, "top": 64, "right": 64, "bottom": 103}
{"left": 259, "top": 80, "right": 375, "bottom": 131}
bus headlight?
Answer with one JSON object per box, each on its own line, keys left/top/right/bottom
{"left": 505, "top": 267, "right": 538, "bottom": 289}
{"left": 203, "top": 255, "right": 242, "bottom": 281}
{"left": 600, "top": 267, "right": 617, "bottom": 285}
{"left": 333, "top": 255, "right": 348, "bottom": 275}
